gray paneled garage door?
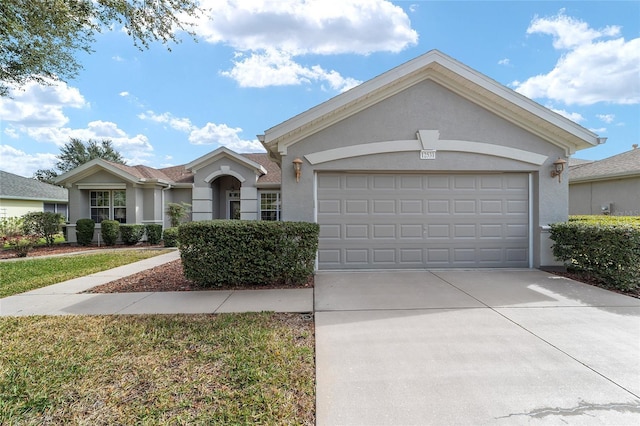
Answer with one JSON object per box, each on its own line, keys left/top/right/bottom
{"left": 317, "top": 173, "right": 529, "bottom": 269}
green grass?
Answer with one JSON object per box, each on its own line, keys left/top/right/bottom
{"left": 0, "top": 250, "right": 171, "bottom": 298}
{"left": 0, "top": 314, "right": 315, "bottom": 425}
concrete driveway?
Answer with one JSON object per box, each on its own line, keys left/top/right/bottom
{"left": 314, "top": 269, "right": 640, "bottom": 425}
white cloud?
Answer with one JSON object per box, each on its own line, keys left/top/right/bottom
{"left": 24, "top": 121, "right": 154, "bottom": 163}
{"left": 514, "top": 11, "right": 640, "bottom": 105}
{"left": 191, "top": 0, "right": 416, "bottom": 90}
{"left": 0, "top": 79, "right": 87, "bottom": 128}
{"left": 498, "top": 58, "right": 510, "bottom": 66}
{"left": 138, "top": 110, "right": 195, "bottom": 133}
{"left": 547, "top": 106, "right": 584, "bottom": 123}
{"left": 597, "top": 114, "right": 615, "bottom": 123}
{"left": 193, "top": 0, "right": 417, "bottom": 55}
{"left": 0, "top": 145, "right": 57, "bottom": 177}
{"left": 188, "top": 122, "right": 265, "bottom": 152}
{"left": 221, "top": 49, "right": 361, "bottom": 92}
{"left": 119, "top": 91, "right": 130, "bottom": 97}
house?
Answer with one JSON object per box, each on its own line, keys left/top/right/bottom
{"left": 569, "top": 146, "right": 640, "bottom": 216}
{"left": 0, "top": 170, "right": 68, "bottom": 219}
{"left": 56, "top": 50, "right": 602, "bottom": 269}
{"left": 54, "top": 148, "right": 280, "bottom": 240}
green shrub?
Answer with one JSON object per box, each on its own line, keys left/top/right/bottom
{"left": 100, "top": 220, "right": 120, "bottom": 246}
{"left": 76, "top": 219, "right": 95, "bottom": 246}
{"left": 163, "top": 227, "right": 179, "bottom": 247}
{"left": 145, "top": 224, "right": 163, "bottom": 245}
{"left": 179, "top": 220, "right": 319, "bottom": 287}
{"left": 120, "top": 224, "right": 145, "bottom": 245}
{"left": 550, "top": 219, "right": 640, "bottom": 291}
{"left": 21, "top": 212, "right": 64, "bottom": 246}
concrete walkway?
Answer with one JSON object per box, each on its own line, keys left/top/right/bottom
{"left": 314, "top": 270, "right": 640, "bottom": 425}
{"left": 0, "top": 250, "right": 312, "bottom": 316}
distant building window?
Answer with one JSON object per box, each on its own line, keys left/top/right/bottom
{"left": 44, "top": 203, "right": 68, "bottom": 219}
{"left": 260, "top": 192, "right": 281, "bottom": 221}
{"left": 90, "top": 190, "right": 126, "bottom": 223}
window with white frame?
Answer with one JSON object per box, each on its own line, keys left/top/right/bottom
{"left": 260, "top": 192, "right": 281, "bottom": 221}
{"left": 90, "top": 190, "right": 126, "bottom": 223}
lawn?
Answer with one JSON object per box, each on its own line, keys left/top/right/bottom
{"left": 0, "top": 250, "right": 171, "bottom": 298}
{"left": 0, "top": 314, "right": 315, "bottom": 425}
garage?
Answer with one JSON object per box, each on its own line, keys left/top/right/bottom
{"left": 260, "top": 50, "right": 601, "bottom": 270}
{"left": 317, "top": 172, "right": 530, "bottom": 269}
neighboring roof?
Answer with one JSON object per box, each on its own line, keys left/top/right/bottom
{"left": 260, "top": 49, "right": 601, "bottom": 162}
{"left": 569, "top": 158, "right": 594, "bottom": 167}
{"left": 0, "top": 170, "right": 68, "bottom": 202}
{"left": 570, "top": 148, "right": 640, "bottom": 183}
{"left": 54, "top": 152, "right": 281, "bottom": 187}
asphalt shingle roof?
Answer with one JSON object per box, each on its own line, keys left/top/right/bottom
{"left": 570, "top": 148, "right": 640, "bottom": 182}
{"left": 0, "top": 170, "right": 68, "bottom": 202}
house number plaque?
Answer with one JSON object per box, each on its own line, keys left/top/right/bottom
{"left": 420, "top": 150, "right": 436, "bottom": 160}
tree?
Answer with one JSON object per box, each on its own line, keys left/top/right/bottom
{"left": 34, "top": 137, "right": 126, "bottom": 183}
{"left": 1, "top": 0, "right": 200, "bottom": 97}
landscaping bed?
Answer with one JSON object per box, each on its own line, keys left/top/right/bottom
{"left": 0, "top": 243, "right": 165, "bottom": 260}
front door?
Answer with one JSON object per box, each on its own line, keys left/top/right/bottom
{"left": 227, "top": 191, "right": 240, "bottom": 219}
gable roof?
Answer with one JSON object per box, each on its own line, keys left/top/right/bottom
{"left": 186, "top": 146, "right": 268, "bottom": 176}
{"left": 54, "top": 158, "right": 173, "bottom": 187}
{"left": 1, "top": 170, "right": 68, "bottom": 202}
{"left": 54, "top": 152, "right": 281, "bottom": 187}
{"left": 259, "top": 50, "right": 601, "bottom": 162}
{"left": 570, "top": 148, "right": 640, "bottom": 183}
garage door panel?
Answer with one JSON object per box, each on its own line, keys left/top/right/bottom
{"left": 317, "top": 173, "right": 529, "bottom": 269}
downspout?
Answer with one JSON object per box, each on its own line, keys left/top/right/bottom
{"left": 161, "top": 185, "right": 172, "bottom": 229}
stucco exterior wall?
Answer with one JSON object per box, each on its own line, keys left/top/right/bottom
{"left": 191, "top": 157, "right": 260, "bottom": 221}
{"left": 279, "top": 80, "right": 569, "bottom": 267}
{"left": 569, "top": 177, "right": 640, "bottom": 216}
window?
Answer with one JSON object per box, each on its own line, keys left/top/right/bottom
{"left": 44, "top": 203, "right": 68, "bottom": 220}
{"left": 90, "top": 190, "right": 126, "bottom": 223}
{"left": 260, "top": 192, "right": 281, "bottom": 221}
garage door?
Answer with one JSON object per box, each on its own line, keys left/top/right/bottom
{"left": 317, "top": 173, "right": 529, "bottom": 269}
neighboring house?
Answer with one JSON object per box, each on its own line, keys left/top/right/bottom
{"left": 0, "top": 170, "right": 68, "bottom": 219}
{"left": 569, "top": 147, "right": 640, "bottom": 216}
{"left": 57, "top": 50, "right": 602, "bottom": 269}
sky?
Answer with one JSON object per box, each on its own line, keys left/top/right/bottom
{"left": 0, "top": 0, "right": 638, "bottom": 177}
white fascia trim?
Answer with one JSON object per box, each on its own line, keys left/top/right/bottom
{"left": 186, "top": 146, "right": 266, "bottom": 175}
{"left": 305, "top": 136, "right": 548, "bottom": 166}
{"left": 204, "top": 166, "right": 247, "bottom": 184}
{"left": 76, "top": 183, "right": 127, "bottom": 190}
{"left": 55, "top": 159, "right": 141, "bottom": 186}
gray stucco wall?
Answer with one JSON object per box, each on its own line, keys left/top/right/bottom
{"left": 570, "top": 177, "right": 640, "bottom": 216}
{"left": 191, "top": 157, "right": 260, "bottom": 221}
{"left": 279, "top": 79, "right": 570, "bottom": 267}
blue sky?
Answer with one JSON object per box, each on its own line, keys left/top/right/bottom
{"left": 1, "top": 0, "right": 638, "bottom": 177}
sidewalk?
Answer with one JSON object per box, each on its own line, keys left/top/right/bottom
{"left": 0, "top": 250, "right": 313, "bottom": 316}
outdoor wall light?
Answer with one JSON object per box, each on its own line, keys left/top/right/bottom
{"left": 292, "top": 157, "right": 303, "bottom": 183}
{"left": 551, "top": 158, "right": 567, "bottom": 182}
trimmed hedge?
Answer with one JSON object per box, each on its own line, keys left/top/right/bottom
{"left": 76, "top": 219, "right": 95, "bottom": 246}
{"left": 179, "top": 220, "right": 320, "bottom": 287}
{"left": 100, "top": 220, "right": 120, "bottom": 246}
{"left": 550, "top": 216, "right": 640, "bottom": 291}
{"left": 120, "top": 224, "right": 145, "bottom": 245}
{"left": 145, "top": 224, "right": 163, "bottom": 245}
{"left": 163, "top": 227, "right": 179, "bottom": 247}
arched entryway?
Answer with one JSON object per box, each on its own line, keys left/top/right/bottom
{"left": 211, "top": 175, "right": 242, "bottom": 219}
